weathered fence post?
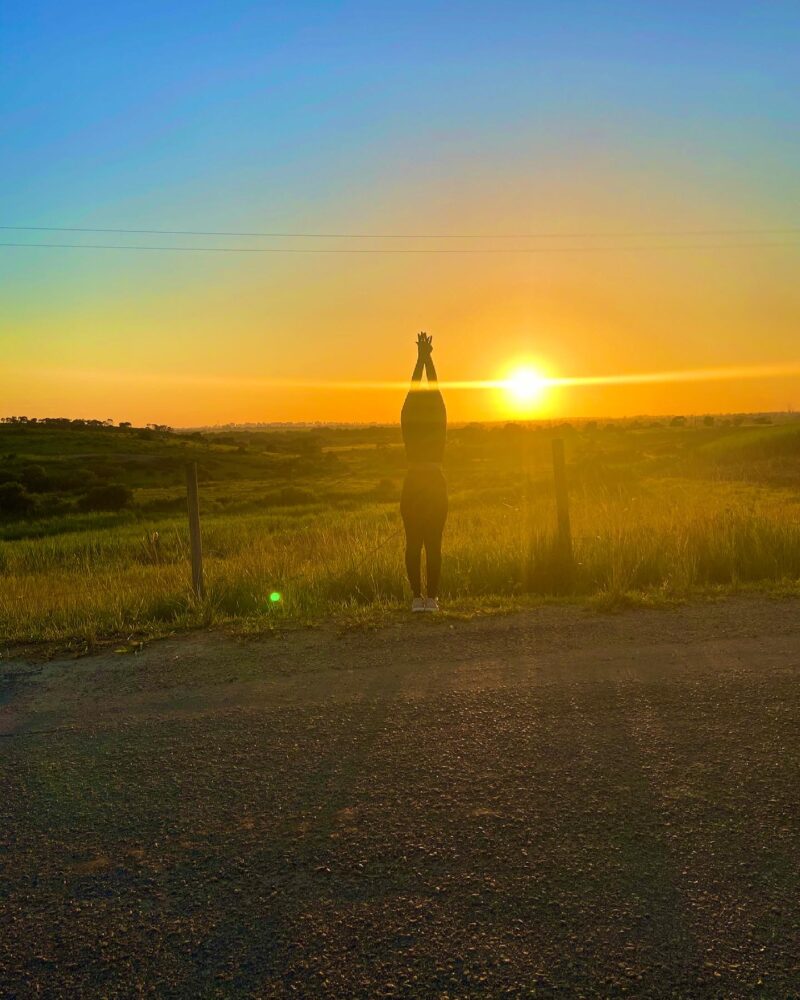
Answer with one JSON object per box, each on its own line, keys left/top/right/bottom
{"left": 551, "top": 438, "right": 573, "bottom": 562}
{"left": 186, "top": 462, "right": 205, "bottom": 599}
{"left": 523, "top": 430, "right": 534, "bottom": 590}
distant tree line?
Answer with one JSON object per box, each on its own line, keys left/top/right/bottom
{"left": 1, "top": 416, "right": 172, "bottom": 432}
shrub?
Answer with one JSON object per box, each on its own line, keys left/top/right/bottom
{"left": 261, "top": 486, "right": 317, "bottom": 507}
{"left": 276, "top": 485, "right": 317, "bottom": 506}
{"left": 89, "top": 462, "right": 116, "bottom": 480}
{"left": 371, "top": 478, "right": 399, "bottom": 501}
{"left": 21, "top": 464, "right": 51, "bottom": 491}
{"left": 0, "top": 481, "right": 35, "bottom": 517}
{"left": 78, "top": 484, "right": 133, "bottom": 512}
{"left": 49, "top": 468, "right": 97, "bottom": 492}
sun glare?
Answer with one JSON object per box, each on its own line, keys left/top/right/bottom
{"left": 502, "top": 366, "right": 548, "bottom": 412}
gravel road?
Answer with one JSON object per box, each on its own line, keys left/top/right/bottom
{"left": 2, "top": 598, "right": 799, "bottom": 997}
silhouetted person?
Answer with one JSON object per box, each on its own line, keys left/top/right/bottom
{"left": 401, "top": 332, "right": 447, "bottom": 611}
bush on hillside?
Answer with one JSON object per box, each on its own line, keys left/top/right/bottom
{"left": 371, "top": 478, "right": 399, "bottom": 501}
{"left": 261, "top": 486, "right": 317, "bottom": 507}
{"left": 48, "top": 468, "right": 97, "bottom": 492}
{"left": 77, "top": 484, "right": 133, "bottom": 512}
{"left": 21, "top": 464, "right": 51, "bottom": 491}
{"left": 0, "top": 481, "right": 36, "bottom": 517}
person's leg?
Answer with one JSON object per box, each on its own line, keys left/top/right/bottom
{"left": 422, "top": 474, "right": 448, "bottom": 600}
{"left": 401, "top": 473, "right": 424, "bottom": 598}
{"left": 405, "top": 530, "right": 423, "bottom": 597}
{"left": 423, "top": 531, "right": 442, "bottom": 598}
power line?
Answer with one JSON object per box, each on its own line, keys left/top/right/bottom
{"left": 1, "top": 241, "right": 798, "bottom": 254}
{"left": 1, "top": 224, "right": 799, "bottom": 239}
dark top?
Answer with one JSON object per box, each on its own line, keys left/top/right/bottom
{"left": 401, "top": 386, "right": 446, "bottom": 464}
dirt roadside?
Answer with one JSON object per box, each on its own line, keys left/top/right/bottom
{"left": 2, "top": 596, "right": 799, "bottom": 997}
{"left": 3, "top": 596, "right": 800, "bottom": 736}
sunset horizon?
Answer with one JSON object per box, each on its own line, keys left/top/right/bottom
{"left": 5, "top": 354, "right": 800, "bottom": 426}
{"left": 4, "top": 4, "right": 800, "bottom": 995}
{"left": 4, "top": 3, "right": 799, "bottom": 425}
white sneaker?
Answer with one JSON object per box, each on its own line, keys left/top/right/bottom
{"left": 424, "top": 597, "right": 439, "bottom": 612}
{"left": 411, "top": 597, "right": 426, "bottom": 612}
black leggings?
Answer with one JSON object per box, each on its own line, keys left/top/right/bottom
{"left": 400, "top": 467, "right": 448, "bottom": 598}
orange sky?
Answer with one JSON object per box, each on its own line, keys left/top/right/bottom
{"left": 5, "top": 211, "right": 799, "bottom": 425}
{"left": 3, "top": 5, "right": 799, "bottom": 425}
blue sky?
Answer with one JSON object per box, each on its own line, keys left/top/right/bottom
{"left": 4, "top": 1, "right": 798, "bottom": 228}
{"left": 2, "top": 1, "right": 799, "bottom": 422}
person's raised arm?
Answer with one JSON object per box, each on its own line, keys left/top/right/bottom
{"left": 411, "top": 332, "right": 432, "bottom": 383}
{"left": 424, "top": 344, "right": 438, "bottom": 385}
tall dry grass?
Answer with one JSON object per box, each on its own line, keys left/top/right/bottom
{"left": 3, "top": 478, "right": 800, "bottom": 645}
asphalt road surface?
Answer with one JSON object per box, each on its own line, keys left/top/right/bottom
{"left": 2, "top": 598, "right": 799, "bottom": 997}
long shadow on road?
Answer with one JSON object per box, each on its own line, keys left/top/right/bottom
{"left": 2, "top": 602, "right": 800, "bottom": 997}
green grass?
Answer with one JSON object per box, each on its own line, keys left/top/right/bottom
{"left": 3, "top": 418, "right": 800, "bottom": 649}
{"left": 4, "top": 478, "right": 800, "bottom": 648}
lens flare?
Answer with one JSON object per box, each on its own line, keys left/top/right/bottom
{"left": 501, "top": 366, "right": 548, "bottom": 412}
{"left": 22, "top": 360, "right": 800, "bottom": 396}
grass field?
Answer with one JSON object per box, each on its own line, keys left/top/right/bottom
{"left": 3, "top": 416, "right": 800, "bottom": 649}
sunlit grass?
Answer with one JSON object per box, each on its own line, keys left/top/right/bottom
{"left": 3, "top": 479, "right": 800, "bottom": 647}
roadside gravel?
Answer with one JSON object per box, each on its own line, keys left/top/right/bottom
{"left": 2, "top": 598, "right": 799, "bottom": 997}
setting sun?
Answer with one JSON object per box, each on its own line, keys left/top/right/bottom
{"left": 502, "top": 366, "right": 549, "bottom": 413}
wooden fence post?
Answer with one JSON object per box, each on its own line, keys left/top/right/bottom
{"left": 551, "top": 438, "right": 573, "bottom": 562}
{"left": 523, "top": 431, "right": 534, "bottom": 590}
{"left": 186, "top": 462, "right": 205, "bottom": 599}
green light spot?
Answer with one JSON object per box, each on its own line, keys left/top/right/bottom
{"left": 269, "top": 592, "right": 282, "bottom": 604}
